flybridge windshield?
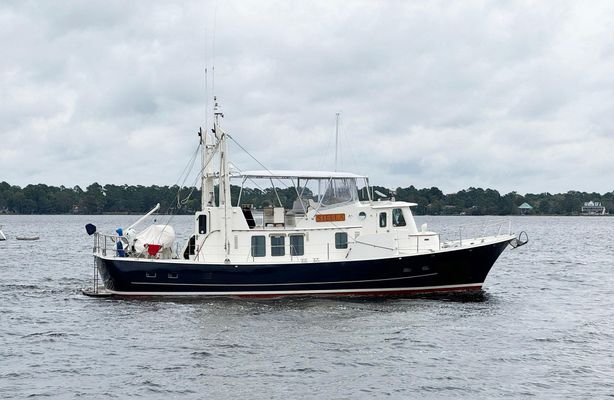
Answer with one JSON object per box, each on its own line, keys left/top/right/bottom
{"left": 319, "top": 178, "right": 359, "bottom": 206}
{"left": 235, "top": 173, "right": 370, "bottom": 210}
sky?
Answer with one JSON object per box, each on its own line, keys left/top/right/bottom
{"left": 1, "top": 1, "right": 613, "bottom": 195}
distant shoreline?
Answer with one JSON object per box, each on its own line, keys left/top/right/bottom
{"left": 1, "top": 181, "right": 612, "bottom": 216}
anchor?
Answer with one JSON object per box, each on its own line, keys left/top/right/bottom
{"left": 509, "top": 231, "right": 529, "bottom": 249}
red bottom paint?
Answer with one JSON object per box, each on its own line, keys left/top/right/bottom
{"left": 235, "top": 285, "right": 483, "bottom": 299}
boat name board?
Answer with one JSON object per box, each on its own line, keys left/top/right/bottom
{"left": 315, "top": 213, "right": 346, "bottom": 223}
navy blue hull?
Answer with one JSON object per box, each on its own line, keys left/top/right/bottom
{"left": 95, "top": 240, "right": 510, "bottom": 296}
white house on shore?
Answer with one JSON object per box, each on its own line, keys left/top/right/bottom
{"left": 581, "top": 201, "right": 606, "bottom": 215}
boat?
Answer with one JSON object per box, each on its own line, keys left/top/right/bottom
{"left": 0, "top": 225, "right": 6, "bottom": 241}
{"left": 16, "top": 236, "right": 40, "bottom": 241}
{"left": 84, "top": 99, "right": 527, "bottom": 298}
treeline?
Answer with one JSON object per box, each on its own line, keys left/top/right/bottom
{"left": 0, "top": 181, "right": 612, "bottom": 216}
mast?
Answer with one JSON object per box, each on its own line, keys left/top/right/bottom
{"left": 214, "top": 98, "right": 232, "bottom": 261}
{"left": 200, "top": 127, "right": 216, "bottom": 209}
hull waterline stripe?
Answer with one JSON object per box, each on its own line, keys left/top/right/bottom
{"left": 103, "top": 282, "right": 483, "bottom": 297}
{"left": 130, "top": 272, "right": 438, "bottom": 287}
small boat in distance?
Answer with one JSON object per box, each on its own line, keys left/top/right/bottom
{"left": 16, "top": 236, "right": 40, "bottom": 241}
{"left": 0, "top": 225, "right": 6, "bottom": 241}
{"left": 84, "top": 99, "right": 527, "bottom": 298}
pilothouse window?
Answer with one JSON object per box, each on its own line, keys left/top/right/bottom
{"left": 379, "top": 212, "right": 387, "bottom": 228}
{"left": 392, "top": 208, "right": 406, "bottom": 227}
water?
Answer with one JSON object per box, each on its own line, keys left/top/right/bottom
{"left": 1, "top": 215, "right": 613, "bottom": 399}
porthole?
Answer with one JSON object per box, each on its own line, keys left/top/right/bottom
{"left": 358, "top": 212, "right": 367, "bottom": 220}
{"left": 146, "top": 272, "right": 156, "bottom": 278}
{"left": 168, "top": 272, "right": 179, "bottom": 279}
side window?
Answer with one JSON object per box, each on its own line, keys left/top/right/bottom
{"left": 335, "top": 232, "right": 348, "bottom": 249}
{"left": 198, "top": 214, "right": 207, "bottom": 234}
{"left": 392, "top": 208, "right": 406, "bottom": 227}
{"left": 271, "top": 235, "right": 285, "bottom": 256}
{"left": 251, "top": 236, "right": 265, "bottom": 257}
{"left": 379, "top": 212, "right": 387, "bottom": 228}
{"left": 290, "top": 235, "right": 304, "bottom": 256}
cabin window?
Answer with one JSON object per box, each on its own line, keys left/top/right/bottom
{"left": 335, "top": 232, "right": 348, "bottom": 249}
{"left": 379, "top": 212, "right": 387, "bottom": 228}
{"left": 290, "top": 235, "right": 304, "bottom": 256}
{"left": 271, "top": 235, "right": 285, "bottom": 257}
{"left": 198, "top": 214, "right": 207, "bottom": 234}
{"left": 251, "top": 236, "right": 266, "bottom": 257}
{"left": 392, "top": 208, "right": 406, "bottom": 227}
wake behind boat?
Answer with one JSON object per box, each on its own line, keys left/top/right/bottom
{"left": 84, "top": 100, "right": 527, "bottom": 298}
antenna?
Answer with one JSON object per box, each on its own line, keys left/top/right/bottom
{"left": 204, "top": 22, "right": 209, "bottom": 131}
{"left": 204, "top": 67, "right": 208, "bottom": 130}
{"left": 211, "top": 1, "right": 218, "bottom": 100}
{"left": 334, "top": 112, "right": 340, "bottom": 172}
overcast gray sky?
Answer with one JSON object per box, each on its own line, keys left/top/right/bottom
{"left": 2, "top": 1, "right": 613, "bottom": 194}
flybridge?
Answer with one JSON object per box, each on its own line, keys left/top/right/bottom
{"left": 234, "top": 169, "right": 368, "bottom": 210}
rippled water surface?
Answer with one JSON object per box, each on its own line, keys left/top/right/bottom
{"left": 1, "top": 215, "right": 613, "bottom": 399}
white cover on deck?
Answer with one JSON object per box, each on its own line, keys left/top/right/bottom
{"left": 132, "top": 224, "right": 176, "bottom": 254}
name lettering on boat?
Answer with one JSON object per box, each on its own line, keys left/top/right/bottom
{"left": 315, "top": 213, "right": 346, "bottom": 222}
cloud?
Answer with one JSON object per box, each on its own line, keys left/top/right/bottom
{"left": 1, "top": 0, "right": 613, "bottom": 194}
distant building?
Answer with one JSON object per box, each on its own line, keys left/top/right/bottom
{"left": 581, "top": 201, "right": 606, "bottom": 215}
{"left": 518, "top": 202, "right": 533, "bottom": 215}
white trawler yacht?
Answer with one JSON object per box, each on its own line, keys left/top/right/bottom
{"left": 84, "top": 99, "right": 527, "bottom": 297}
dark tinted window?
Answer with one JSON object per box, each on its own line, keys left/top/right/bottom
{"left": 392, "top": 208, "right": 406, "bottom": 227}
{"left": 198, "top": 214, "right": 207, "bottom": 234}
{"left": 251, "top": 236, "right": 265, "bottom": 257}
{"left": 379, "top": 212, "right": 387, "bottom": 228}
{"left": 271, "top": 235, "right": 285, "bottom": 256}
{"left": 290, "top": 235, "right": 304, "bottom": 256}
{"left": 335, "top": 232, "right": 348, "bottom": 249}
